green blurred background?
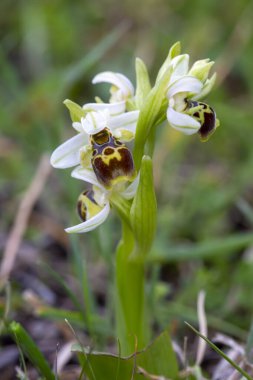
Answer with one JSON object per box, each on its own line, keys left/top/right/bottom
{"left": 1, "top": 0, "right": 253, "bottom": 362}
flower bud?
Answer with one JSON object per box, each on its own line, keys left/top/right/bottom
{"left": 188, "top": 59, "right": 214, "bottom": 83}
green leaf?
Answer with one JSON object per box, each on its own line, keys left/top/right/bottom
{"left": 72, "top": 330, "right": 178, "bottom": 380}
{"left": 63, "top": 99, "right": 86, "bottom": 122}
{"left": 9, "top": 321, "right": 55, "bottom": 380}
{"left": 137, "top": 330, "right": 178, "bottom": 378}
{"left": 135, "top": 58, "right": 151, "bottom": 109}
{"left": 130, "top": 156, "right": 157, "bottom": 255}
{"left": 186, "top": 322, "right": 253, "bottom": 380}
{"left": 75, "top": 349, "right": 138, "bottom": 380}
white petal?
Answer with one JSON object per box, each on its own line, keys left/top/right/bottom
{"left": 121, "top": 175, "right": 140, "bottom": 199}
{"left": 50, "top": 133, "right": 87, "bottom": 168}
{"left": 81, "top": 110, "right": 108, "bottom": 135}
{"left": 110, "top": 110, "right": 140, "bottom": 135}
{"left": 92, "top": 72, "right": 134, "bottom": 97}
{"left": 71, "top": 166, "right": 104, "bottom": 189}
{"left": 167, "top": 76, "right": 203, "bottom": 99}
{"left": 65, "top": 202, "right": 110, "bottom": 233}
{"left": 167, "top": 107, "right": 200, "bottom": 135}
{"left": 72, "top": 121, "right": 82, "bottom": 132}
{"left": 83, "top": 101, "right": 126, "bottom": 116}
{"left": 169, "top": 54, "right": 189, "bottom": 83}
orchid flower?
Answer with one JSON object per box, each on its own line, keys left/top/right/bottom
{"left": 65, "top": 166, "right": 138, "bottom": 233}
{"left": 50, "top": 106, "right": 139, "bottom": 171}
{"left": 166, "top": 54, "right": 219, "bottom": 140}
{"left": 50, "top": 70, "right": 137, "bottom": 171}
{"left": 92, "top": 71, "right": 135, "bottom": 104}
{"left": 168, "top": 54, "right": 216, "bottom": 97}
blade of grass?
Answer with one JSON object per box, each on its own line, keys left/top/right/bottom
{"left": 246, "top": 321, "right": 253, "bottom": 363}
{"left": 65, "top": 319, "right": 97, "bottom": 380}
{"left": 41, "top": 262, "right": 84, "bottom": 315}
{"left": 9, "top": 321, "right": 55, "bottom": 380}
{"left": 185, "top": 322, "right": 253, "bottom": 380}
{"left": 70, "top": 234, "right": 94, "bottom": 336}
{"left": 36, "top": 306, "right": 85, "bottom": 327}
{"left": 0, "top": 282, "right": 11, "bottom": 335}
{"left": 0, "top": 46, "right": 22, "bottom": 96}
{"left": 237, "top": 198, "right": 253, "bottom": 226}
{"left": 149, "top": 232, "right": 253, "bottom": 262}
{"left": 7, "top": 21, "right": 130, "bottom": 115}
{"left": 36, "top": 305, "right": 112, "bottom": 337}
{"left": 157, "top": 302, "right": 247, "bottom": 340}
{"left": 60, "top": 21, "right": 130, "bottom": 91}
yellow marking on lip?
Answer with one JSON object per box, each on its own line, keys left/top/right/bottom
{"left": 77, "top": 192, "right": 102, "bottom": 221}
{"left": 96, "top": 147, "right": 123, "bottom": 166}
{"left": 91, "top": 129, "right": 111, "bottom": 145}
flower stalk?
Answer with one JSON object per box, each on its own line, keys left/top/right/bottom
{"left": 114, "top": 155, "right": 157, "bottom": 355}
{"left": 115, "top": 221, "right": 148, "bottom": 354}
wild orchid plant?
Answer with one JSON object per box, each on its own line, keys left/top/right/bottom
{"left": 50, "top": 42, "right": 219, "bottom": 358}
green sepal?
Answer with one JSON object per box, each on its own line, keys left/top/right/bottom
{"left": 63, "top": 99, "right": 87, "bottom": 122}
{"left": 156, "top": 41, "right": 181, "bottom": 83}
{"left": 133, "top": 66, "right": 172, "bottom": 170}
{"left": 135, "top": 57, "right": 151, "bottom": 109}
{"left": 130, "top": 155, "right": 157, "bottom": 255}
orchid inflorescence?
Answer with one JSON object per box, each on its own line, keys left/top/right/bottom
{"left": 50, "top": 42, "right": 219, "bottom": 234}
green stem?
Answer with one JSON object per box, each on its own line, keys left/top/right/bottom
{"left": 110, "top": 194, "right": 132, "bottom": 229}
{"left": 115, "top": 222, "right": 149, "bottom": 355}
